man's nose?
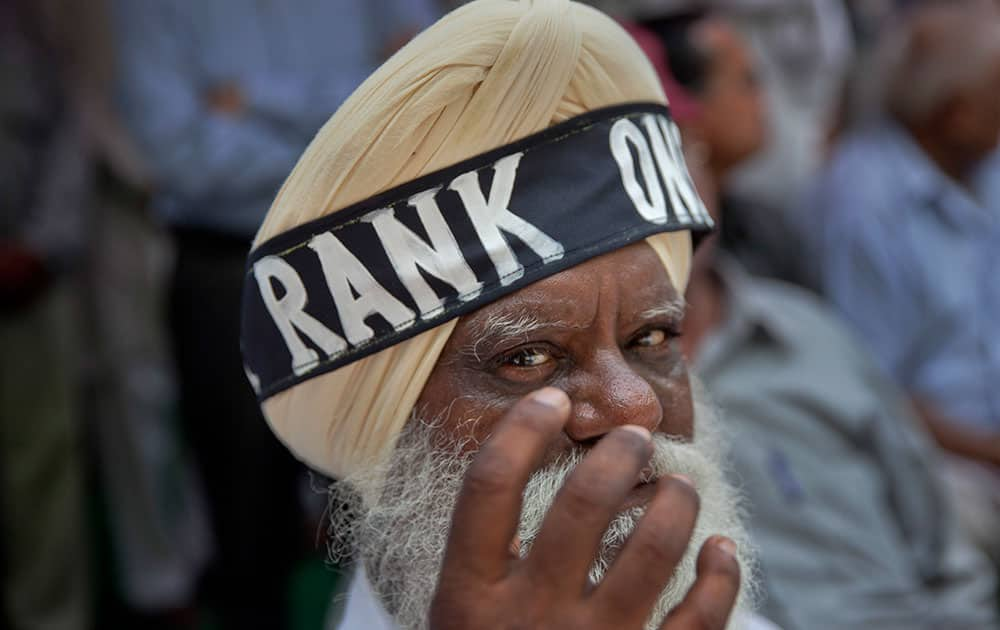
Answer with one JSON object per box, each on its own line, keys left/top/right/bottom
{"left": 563, "top": 351, "right": 663, "bottom": 443}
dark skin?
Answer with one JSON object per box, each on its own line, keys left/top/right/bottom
{"left": 421, "top": 242, "right": 694, "bottom": 449}
{"left": 417, "top": 243, "right": 741, "bottom": 629}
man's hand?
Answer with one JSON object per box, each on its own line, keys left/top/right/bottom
{"left": 429, "top": 387, "right": 741, "bottom": 629}
{"left": 913, "top": 397, "right": 1000, "bottom": 468}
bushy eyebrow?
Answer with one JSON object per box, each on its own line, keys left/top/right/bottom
{"left": 475, "top": 311, "right": 552, "bottom": 340}
{"left": 460, "top": 312, "right": 571, "bottom": 361}
{"left": 456, "top": 297, "right": 687, "bottom": 363}
{"left": 640, "top": 297, "right": 687, "bottom": 322}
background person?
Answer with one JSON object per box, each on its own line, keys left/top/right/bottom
{"left": 625, "top": 10, "right": 999, "bottom": 627}
{"left": 1, "top": 1, "right": 93, "bottom": 627}
{"left": 806, "top": 0, "right": 1000, "bottom": 562}
{"left": 81, "top": 1, "right": 212, "bottom": 626}
{"left": 111, "top": 1, "right": 440, "bottom": 628}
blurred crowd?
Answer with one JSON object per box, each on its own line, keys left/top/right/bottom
{"left": 1, "top": 0, "right": 998, "bottom": 629}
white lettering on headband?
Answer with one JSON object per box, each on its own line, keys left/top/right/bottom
{"left": 241, "top": 104, "right": 711, "bottom": 398}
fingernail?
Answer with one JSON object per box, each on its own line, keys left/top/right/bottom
{"left": 669, "top": 473, "right": 694, "bottom": 487}
{"left": 620, "top": 425, "right": 651, "bottom": 442}
{"left": 509, "top": 535, "right": 522, "bottom": 556}
{"left": 715, "top": 537, "right": 737, "bottom": 557}
{"left": 531, "top": 387, "right": 568, "bottom": 409}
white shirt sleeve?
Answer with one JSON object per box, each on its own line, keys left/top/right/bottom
{"left": 337, "top": 566, "right": 398, "bottom": 630}
{"left": 737, "top": 610, "right": 784, "bottom": 630}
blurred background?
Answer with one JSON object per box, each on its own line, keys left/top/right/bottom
{"left": 1, "top": 0, "right": 998, "bottom": 629}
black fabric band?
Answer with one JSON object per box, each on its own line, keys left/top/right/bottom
{"left": 241, "top": 103, "right": 712, "bottom": 400}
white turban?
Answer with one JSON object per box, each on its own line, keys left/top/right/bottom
{"left": 253, "top": 0, "right": 693, "bottom": 478}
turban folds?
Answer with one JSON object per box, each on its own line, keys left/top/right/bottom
{"left": 249, "top": 0, "right": 699, "bottom": 479}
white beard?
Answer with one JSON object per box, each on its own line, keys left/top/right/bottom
{"left": 328, "top": 394, "right": 758, "bottom": 630}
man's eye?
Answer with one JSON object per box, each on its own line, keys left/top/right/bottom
{"left": 632, "top": 329, "right": 669, "bottom": 348}
{"left": 504, "top": 348, "right": 552, "bottom": 368}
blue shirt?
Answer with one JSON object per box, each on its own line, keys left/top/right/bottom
{"left": 112, "top": 0, "right": 438, "bottom": 238}
{"left": 809, "top": 121, "right": 999, "bottom": 431}
{"left": 974, "top": 149, "right": 1000, "bottom": 214}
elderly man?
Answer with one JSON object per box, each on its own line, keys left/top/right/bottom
{"left": 808, "top": 0, "right": 1000, "bottom": 561}
{"left": 239, "top": 1, "right": 780, "bottom": 628}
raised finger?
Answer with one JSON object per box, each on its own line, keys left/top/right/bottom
{"left": 523, "top": 424, "right": 653, "bottom": 593}
{"left": 439, "top": 387, "right": 570, "bottom": 583}
{"left": 592, "top": 475, "right": 700, "bottom": 626}
{"left": 659, "top": 536, "right": 741, "bottom": 630}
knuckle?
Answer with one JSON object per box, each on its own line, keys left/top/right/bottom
{"left": 429, "top": 598, "right": 486, "bottom": 630}
{"left": 633, "top": 526, "right": 684, "bottom": 566}
{"left": 557, "top": 477, "right": 609, "bottom": 522}
{"left": 569, "top": 609, "right": 599, "bottom": 630}
{"left": 663, "top": 605, "right": 717, "bottom": 630}
{"left": 601, "top": 429, "right": 653, "bottom": 465}
{"left": 509, "top": 397, "right": 563, "bottom": 431}
{"left": 715, "top": 554, "right": 741, "bottom": 584}
{"left": 463, "top": 451, "right": 515, "bottom": 495}
{"left": 693, "top": 599, "right": 727, "bottom": 630}
{"left": 662, "top": 476, "right": 701, "bottom": 511}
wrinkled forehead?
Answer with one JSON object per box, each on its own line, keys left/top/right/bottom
{"left": 455, "top": 242, "right": 681, "bottom": 339}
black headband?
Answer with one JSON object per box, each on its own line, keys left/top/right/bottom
{"left": 241, "top": 102, "right": 712, "bottom": 401}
